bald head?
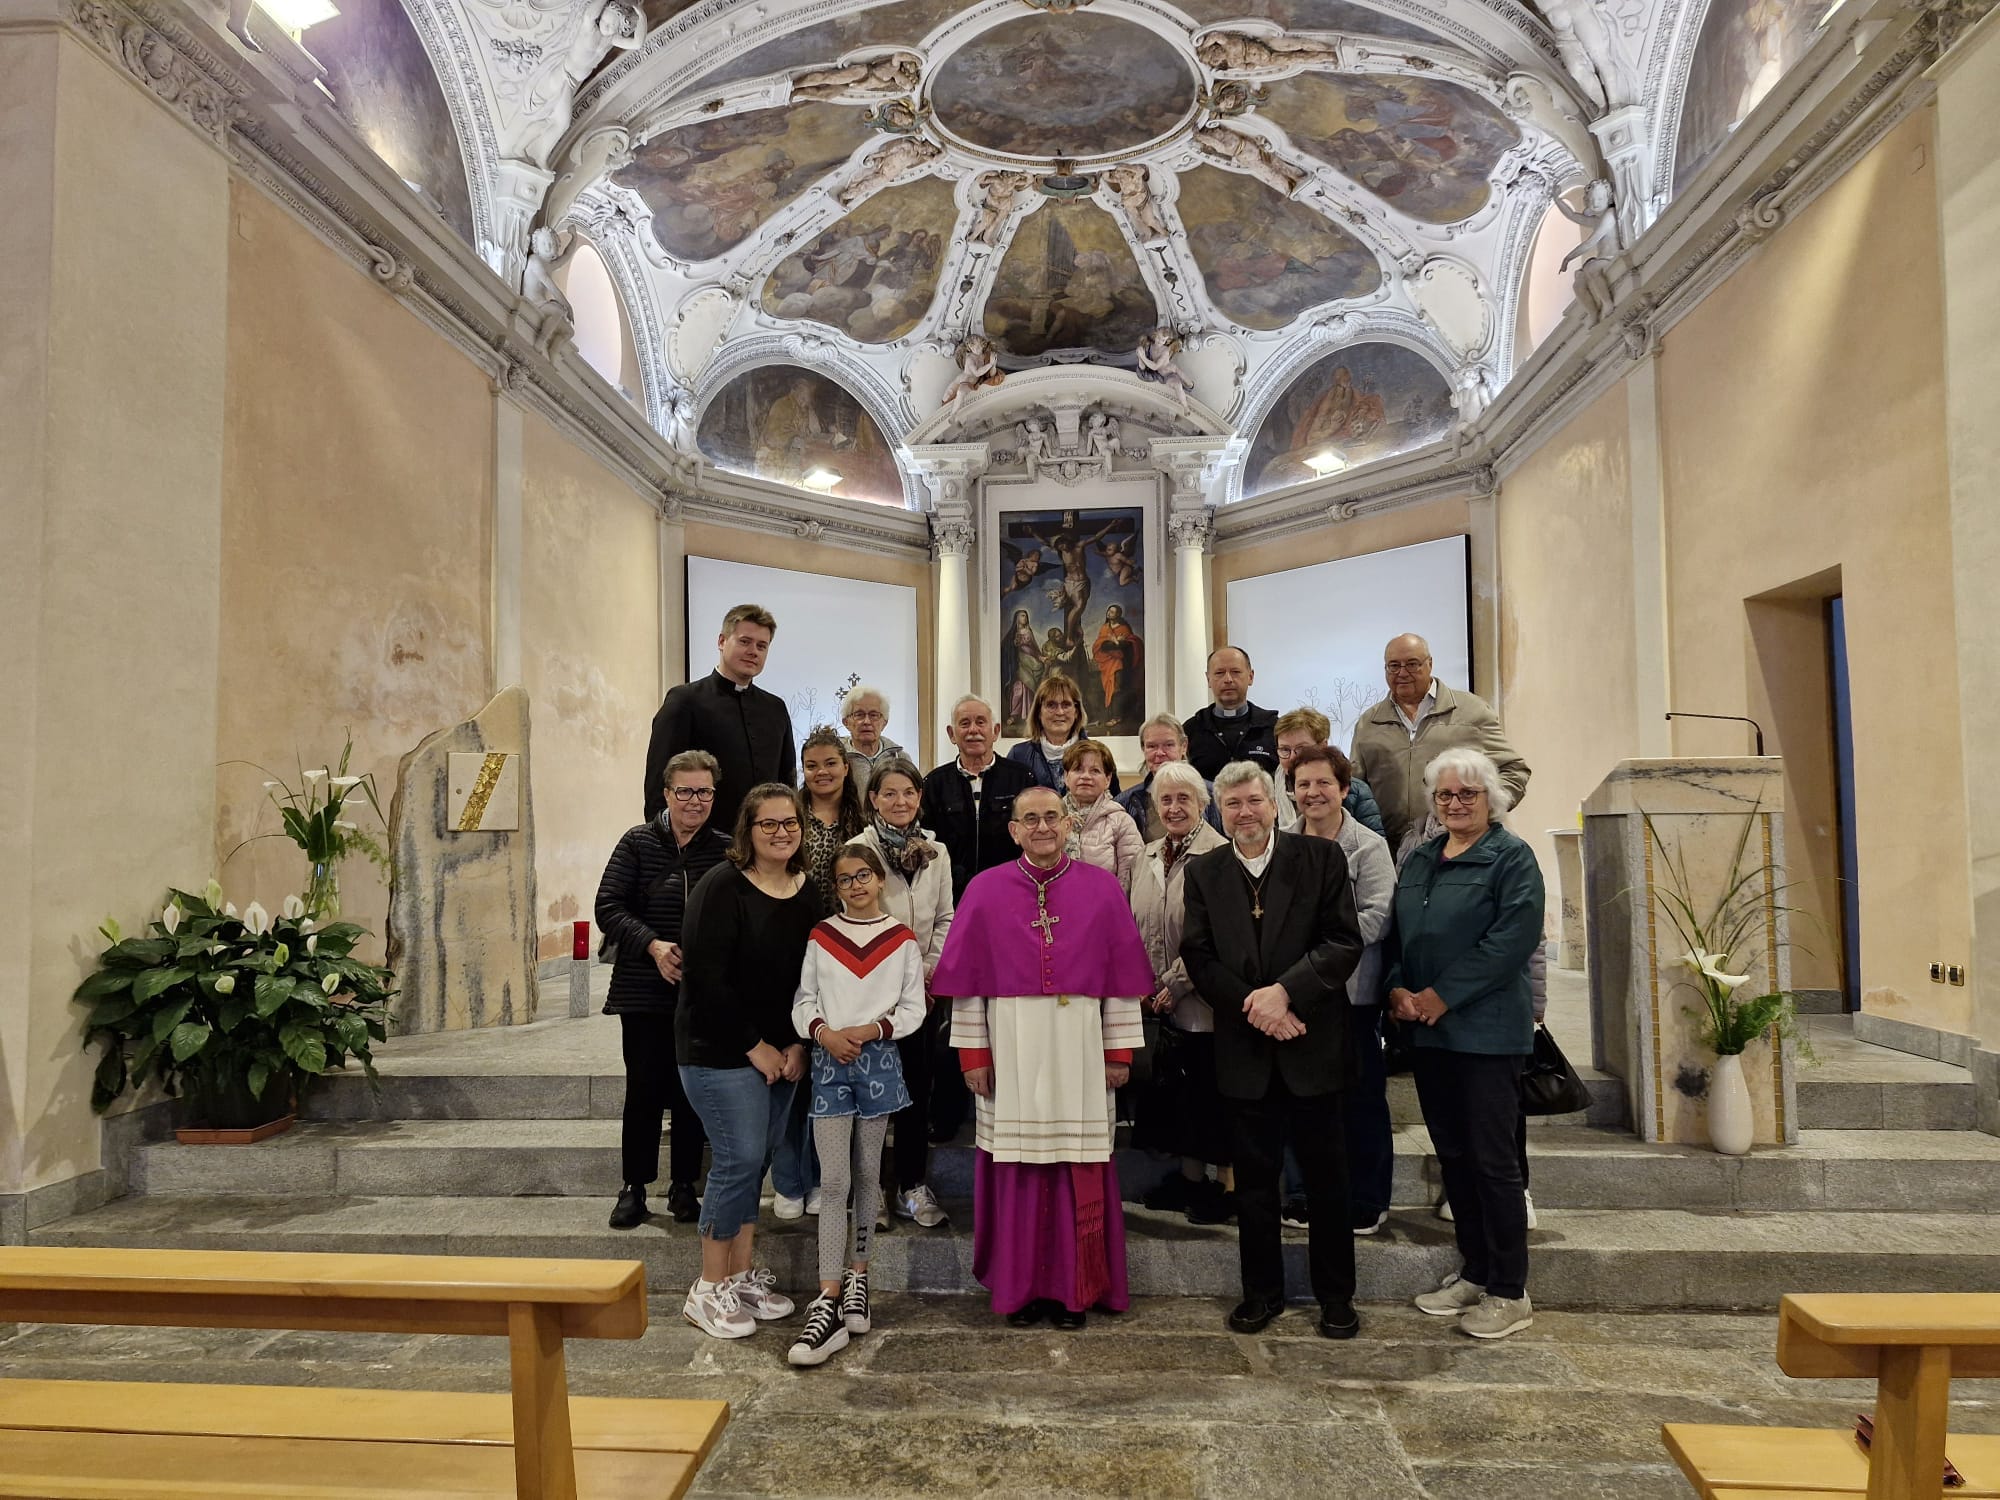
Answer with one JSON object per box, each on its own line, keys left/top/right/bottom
{"left": 1384, "top": 634, "right": 1434, "bottom": 707}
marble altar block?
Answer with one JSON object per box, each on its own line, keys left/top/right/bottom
{"left": 1549, "top": 829, "right": 1585, "bottom": 970}
{"left": 1582, "top": 759, "right": 1799, "bottom": 1146}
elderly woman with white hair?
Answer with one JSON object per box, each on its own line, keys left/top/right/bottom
{"left": 1128, "top": 760, "right": 1232, "bottom": 1222}
{"left": 1389, "top": 745, "right": 1545, "bottom": 1342}
{"left": 839, "top": 684, "right": 904, "bottom": 798}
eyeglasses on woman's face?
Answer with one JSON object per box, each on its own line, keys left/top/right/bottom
{"left": 834, "top": 869, "right": 878, "bottom": 890}
{"left": 669, "top": 786, "right": 715, "bottom": 803}
{"left": 1432, "top": 786, "right": 1485, "bottom": 807}
{"left": 752, "top": 817, "right": 803, "bottom": 834}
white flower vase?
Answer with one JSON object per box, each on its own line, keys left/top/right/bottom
{"left": 1708, "top": 1052, "right": 1755, "bottom": 1155}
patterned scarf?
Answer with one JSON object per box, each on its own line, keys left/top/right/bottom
{"left": 1161, "top": 832, "right": 1189, "bottom": 876}
{"left": 872, "top": 815, "right": 938, "bottom": 878}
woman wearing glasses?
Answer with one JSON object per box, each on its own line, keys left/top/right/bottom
{"left": 1387, "top": 747, "right": 1545, "bottom": 1342}
{"left": 675, "top": 783, "right": 826, "bottom": 1339}
{"left": 596, "top": 749, "right": 730, "bottom": 1231}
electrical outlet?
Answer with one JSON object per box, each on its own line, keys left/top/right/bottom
{"left": 1948, "top": 965, "right": 1966, "bottom": 987}
{"left": 1929, "top": 962, "right": 1945, "bottom": 983}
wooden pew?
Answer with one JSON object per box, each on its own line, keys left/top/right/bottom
{"left": 0, "top": 1246, "right": 728, "bottom": 1500}
{"left": 1663, "top": 1293, "right": 2000, "bottom": 1500}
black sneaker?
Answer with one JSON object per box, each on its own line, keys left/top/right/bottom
{"left": 665, "top": 1181, "right": 699, "bottom": 1223}
{"left": 1185, "top": 1181, "right": 1236, "bottom": 1225}
{"left": 786, "top": 1295, "right": 850, "bottom": 1367}
{"left": 1317, "top": 1301, "right": 1361, "bottom": 1340}
{"left": 608, "top": 1185, "right": 647, "bottom": 1230}
{"left": 1005, "top": 1300, "right": 1049, "bottom": 1328}
{"left": 1280, "top": 1197, "right": 1310, "bottom": 1230}
{"left": 1142, "top": 1174, "right": 1195, "bottom": 1212}
{"left": 840, "top": 1269, "right": 871, "bottom": 1334}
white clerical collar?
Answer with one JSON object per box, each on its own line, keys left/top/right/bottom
{"left": 1234, "top": 838, "right": 1275, "bottom": 877}
{"left": 1211, "top": 702, "right": 1250, "bottom": 719}
{"left": 714, "top": 669, "right": 751, "bottom": 694}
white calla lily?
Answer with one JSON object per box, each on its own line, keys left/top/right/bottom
{"left": 224, "top": 901, "right": 239, "bottom": 919}
{"left": 329, "top": 775, "right": 363, "bottom": 788}
{"left": 1698, "top": 954, "right": 1752, "bottom": 994}
{"left": 306, "top": 934, "right": 319, "bottom": 954}
{"left": 242, "top": 901, "right": 270, "bottom": 936}
{"left": 214, "top": 973, "right": 236, "bottom": 995}
{"left": 280, "top": 894, "right": 305, "bottom": 920}
{"left": 300, "top": 918, "right": 316, "bottom": 933}
{"left": 303, "top": 768, "right": 328, "bottom": 783}
{"left": 321, "top": 972, "right": 341, "bottom": 994}
{"left": 161, "top": 903, "right": 181, "bottom": 935}
{"left": 262, "top": 781, "right": 281, "bottom": 790}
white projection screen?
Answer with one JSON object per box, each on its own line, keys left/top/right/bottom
{"left": 1224, "top": 536, "right": 1471, "bottom": 750}
{"left": 685, "top": 556, "right": 921, "bottom": 758}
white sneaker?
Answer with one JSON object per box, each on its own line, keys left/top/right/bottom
{"left": 682, "top": 1280, "right": 754, "bottom": 1339}
{"left": 787, "top": 1295, "right": 849, "bottom": 1367}
{"left": 1413, "top": 1272, "right": 1485, "bottom": 1317}
{"left": 772, "top": 1193, "right": 805, "bottom": 1220}
{"left": 1436, "top": 1195, "right": 1455, "bottom": 1222}
{"left": 896, "top": 1184, "right": 948, "bottom": 1228}
{"left": 729, "top": 1266, "right": 795, "bottom": 1320}
{"left": 805, "top": 1187, "right": 823, "bottom": 1216}
{"left": 1523, "top": 1190, "right": 1538, "bottom": 1230}
{"left": 1459, "top": 1292, "right": 1534, "bottom": 1340}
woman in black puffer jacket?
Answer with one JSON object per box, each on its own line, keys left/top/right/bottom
{"left": 595, "top": 749, "right": 730, "bottom": 1229}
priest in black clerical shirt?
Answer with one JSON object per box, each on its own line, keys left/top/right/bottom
{"left": 642, "top": 604, "right": 796, "bottom": 830}
{"left": 1181, "top": 645, "right": 1280, "bottom": 782}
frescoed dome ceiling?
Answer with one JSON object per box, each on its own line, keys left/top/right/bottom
{"left": 429, "top": 0, "right": 1648, "bottom": 501}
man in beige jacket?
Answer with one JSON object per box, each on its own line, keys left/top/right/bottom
{"left": 1348, "top": 633, "right": 1531, "bottom": 855}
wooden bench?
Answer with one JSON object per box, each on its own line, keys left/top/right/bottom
{"left": 1664, "top": 1293, "right": 2000, "bottom": 1500}
{"left": 0, "top": 1246, "right": 728, "bottom": 1500}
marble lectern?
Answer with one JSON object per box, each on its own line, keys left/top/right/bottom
{"left": 1582, "top": 759, "right": 1799, "bottom": 1146}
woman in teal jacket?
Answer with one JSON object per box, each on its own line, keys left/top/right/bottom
{"left": 1387, "top": 746, "right": 1545, "bottom": 1342}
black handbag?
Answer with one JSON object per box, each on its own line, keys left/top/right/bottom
{"left": 1520, "top": 1024, "right": 1593, "bottom": 1116}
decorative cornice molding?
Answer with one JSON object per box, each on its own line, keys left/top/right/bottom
{"left": 64, "top": 0, "right": 238, "bottom": 144}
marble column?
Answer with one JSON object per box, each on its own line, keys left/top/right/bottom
{"left": 1549, "top": 828, "right": 1586, "bottom": 970}
{"left": 1582, "top": 759, "right": 1798, "bottom": 1145}
{"left": 907, "top": 444, "right": 987, "bottom": 719}
{"left": 1170, "top": 509, "right": 1214, "bottom": 718}
{"left": 1935, "top": 10, "right": 2000, "bottom": 1133}
{"left": 0, "top": 23, "right": 229, "bottom": 1226}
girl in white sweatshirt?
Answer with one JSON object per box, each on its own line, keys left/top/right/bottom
{"left": 787, "top": 842, "right": 927, "bottom": 1366}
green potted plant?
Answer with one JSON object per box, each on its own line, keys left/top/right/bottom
{"left": 75, "top": 880, "right": 394, "bottom": 1142}
{"left": 226, "top": 734, "right": 389, "bottom": 922}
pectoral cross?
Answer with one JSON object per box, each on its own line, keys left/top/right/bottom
{"left": 1030, "top": 903, "right": 1060, "bottom": 945}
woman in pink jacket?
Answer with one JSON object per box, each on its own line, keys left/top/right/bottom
{"left": 1061, "top": 738, "right": 1143, "bottom": 895}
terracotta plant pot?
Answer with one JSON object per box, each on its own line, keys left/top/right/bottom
{"left": 176, "top": 1074, "right": 293, "bottom": 1144}
{"left": 175, "top": 1116, "right": 295, "bottom": 1146}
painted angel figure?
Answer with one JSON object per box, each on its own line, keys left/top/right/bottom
{"left": 791, "top": 51, "right": 921, "bottom": 103}
{"left": 1194, "top": 123, "right": 1308, "bottom": 197}
{"left": 1103, "top": 165, "right": 1170, "bottom": 242}
{"left": 1135, "top": 327, "right": 1195, "bottom": 410}
{"left": 1096, "top": 531, "right": 1140, "bottom": 587}
{"left": 1001, "top": 537, "right": 1047, "bottom": 596}
{"left": 518, "top": 0, "right": 648, "bottom": 167}
{"left": 1195, "top": 30, "right": 1342, "bottom": 74}
{"left": 1555, "top": 178, "right": 1620, "bottom": 271}
{"left": 942, "top": 335, "right": 1005, "bottom": 407}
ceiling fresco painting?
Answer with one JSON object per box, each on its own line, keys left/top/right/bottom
{"left": 929, "top": 14, "right": 1198, "bottom": 158}
{"left": 1261, "top": 73, "right": 1521, "bottom": 223}
{"left": 612, "top": 103, "right": 874, "bottom": 262}
{"left": 1178, "top": 165, "right": 1382, "bottom": 329}
{"left": 1169, "top": 0, "right": 1448, "bottom": 44}
{"left": 760, "top": 175, "right": 959, "bottom": 342}
{"left": 305, "top": 0, "right": 476, "bottom": 246}
{"left": 1244, "top": 342, "right": 1454, "bottom": 494}
{"left": 983, "top": 199, "right": 1160, "bottom": 357}
{"left": 697, "top": 366, "right": 905, "bottom": 504}
{"left": 664, "top": 0, "right": 967, "bottom": 100}
{"left": 1672, "top": 0, "right": 1830, "bottom": 192}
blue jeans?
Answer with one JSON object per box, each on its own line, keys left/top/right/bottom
{"left": 679, "top": 1065, "right": 799, "bottom": 1241}
{"left": 771, "top": 1070, "right": 821, "bottom": 1200}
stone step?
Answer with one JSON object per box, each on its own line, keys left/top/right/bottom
{"left": 302, "top": 1066, "right": 1633, "bottom": 1131}
{"left": 29, "top": 1193, "right": 2000, "bottom": 1311}
{"left": 1794, "top": 1076, "right": 1978, "bottom": 1130}
{"left": 128, "top": 1120, "right": 2000, "bottom": 1215}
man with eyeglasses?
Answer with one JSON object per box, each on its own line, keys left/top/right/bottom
{"left": 839, "top": 683, "right": 904, "bottom": 798}
{"left": 596, "top": 750, "right": 731, "bottom": 1229}
{"left": 643, "top": 603, "right": 796, "bottom": 832}
{"left": 930, "top": 785, "right": 1156, "bottom": 1331}
{"left": 1348, "top": 633, "right": 1530, "bottom": 858}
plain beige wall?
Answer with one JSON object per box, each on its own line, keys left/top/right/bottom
{"left": 0, "top": 34, "right": 229, "bottom": 1194}
{"left": 217, "top": 181, "right": 495, "bottom": 957}
{"left": 680, "top": 522, "right": 939, "bottom": 769}
{"left": 520, "top": 411, "right": 661, "bottom": 960}
{"left": 1496, "top": 383, "right": 1638, "bottom": 905}
{"left": 1656, "top": 106, "right": 1967, "bottom": 1031}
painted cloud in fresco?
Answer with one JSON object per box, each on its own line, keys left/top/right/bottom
{"left": 1244, "top": 343, "right": 1454, "bottom": 494}
{"left": 760, "top": 177, "right": 959, "bottom": 343}
{"left": 697, "top": 366, "right": 904, "bottom": 505}
{"left": 1178, "top": 165, "right": 1381, "bottom": 329}
{"left": 983, "top": 200, "right": 1159, "bottom": 357}
{"left": 930, "top": 15, "right": 1196, "bottom": 158}
{"left": 1672, "top": 0, "right": 1829, "bottom": 193}
{"left": 612, "top": 103, "right": 874, "bottom": 263}
{"left": 1262, "top": 74, "right": 1519, "bottom": 224}
{"left": 1171, "top": 0, "right": 1447, "bottom": 43}
{"left": 305, "top": 0, "right": 476, "bottom": 247}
